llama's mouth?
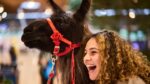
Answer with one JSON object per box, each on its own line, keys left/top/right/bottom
{"left": 21, "top": 32, "right": 46, "bottom": 43}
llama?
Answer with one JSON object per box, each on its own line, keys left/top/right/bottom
{"left": 21, "top": 0, "right": 92, "bottom": 84}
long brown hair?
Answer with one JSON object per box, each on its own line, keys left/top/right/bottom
{"left": 82, "top": 30, "right": 150, "bottom": 84}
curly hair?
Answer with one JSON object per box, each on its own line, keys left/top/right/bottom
{"left": 82, "top": 30, "right": 150, "bottom": 84}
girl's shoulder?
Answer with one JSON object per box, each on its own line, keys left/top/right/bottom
{"left": 128, "top": 76, "right": 145, "bottom": 84}
{"left": 117, "top": 76, "right": 145, "bottom": 84}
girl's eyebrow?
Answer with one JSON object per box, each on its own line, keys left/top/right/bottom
{"left": 85, "top": 47, "right": 99, "bottom": 51}
{"left": 90, "top": 48, "right": 99, "bottom": 50}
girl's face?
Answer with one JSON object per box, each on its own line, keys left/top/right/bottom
{"left": 83, "top": 38, "right": 101, "bottom": 80}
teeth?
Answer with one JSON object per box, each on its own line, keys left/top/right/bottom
{"left": 86, "top": 65, "right": 95, "bottom": 67}
{"left": 86, "top": 65, "right": 96, "bottom": 69}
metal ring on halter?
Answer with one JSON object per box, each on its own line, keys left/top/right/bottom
{"left": 51, "top": 55, "right": 58, "bottom": 63}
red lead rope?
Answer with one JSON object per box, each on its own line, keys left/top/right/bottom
{"left": 71, "top": 50, "right": 75, "bottom": 84}
{"left": 46, "top": 18, "right": 80, "bottom": 84}
{"left": 47, "top": 50, "right": 76, "bottom": 84}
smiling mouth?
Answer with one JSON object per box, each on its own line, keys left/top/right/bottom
{"left": 87, "top": 65, "right": 96, "bottom": 71}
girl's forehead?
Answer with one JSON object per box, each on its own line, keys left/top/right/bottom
{"left": 88, "top": 35, "right": 106, "bottom": 50}
{"left": 85, "top": 38, "right": 98, "bottom": 49}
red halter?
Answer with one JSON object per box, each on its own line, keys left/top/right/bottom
{"left": 46, "top": 18, "right": 80, "bottom": 84}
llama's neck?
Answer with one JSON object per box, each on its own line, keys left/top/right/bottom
{"left": 53, "top": 61, "right": 62, "bottom": 84}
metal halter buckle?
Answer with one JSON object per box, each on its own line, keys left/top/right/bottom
{"left": 51, "top": 55, "right": 58, "bottom": 64}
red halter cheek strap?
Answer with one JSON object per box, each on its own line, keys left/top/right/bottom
{"left": 46, "top": 18, "right": 80, "bottom": 84}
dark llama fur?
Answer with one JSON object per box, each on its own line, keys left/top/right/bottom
{"left": 21, "top": 0, "right": 93, "bottom": 84}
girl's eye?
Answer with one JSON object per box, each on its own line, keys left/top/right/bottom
{"left": 90, "top": 51, "right": 98, "bottom": 55}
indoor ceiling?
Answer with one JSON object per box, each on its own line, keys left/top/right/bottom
{"left": 1, "top": 0, "right": 150, "bottom": 13}
{"left": 0, "top": 0, "right": 150, "bottom": 31}
{"left": 94, "top": 0, "right": 150, "bottom": 9}
{"left": 0, "top": 0, "right": 68, "bottom": 13}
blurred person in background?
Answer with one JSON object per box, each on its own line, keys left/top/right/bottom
{"left": 9, "top": 46, "right": 18, "bottom": 84}
{"left": 0, "top": 45, "right": 18, "bottom": 84}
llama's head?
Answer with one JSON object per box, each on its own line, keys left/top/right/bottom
{"left": 21, "top": 0, "right": 91, "bottom": 54}
{"left": 21, "top": 0, "right": 92, "bottom": 84}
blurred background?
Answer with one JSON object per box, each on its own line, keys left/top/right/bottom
{"left": 0, "top": 0, "right": 150, "bottom": 84}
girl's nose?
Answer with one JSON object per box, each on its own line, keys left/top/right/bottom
{"left": 83, "top": 53, "right": 91, "bottom": 62}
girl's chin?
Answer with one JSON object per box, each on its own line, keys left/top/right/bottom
{"left": 89, "top": 75, "right": 97, "bottom": 80}
{"left": 88, "top": 70, "right": 98, "bottom": 80}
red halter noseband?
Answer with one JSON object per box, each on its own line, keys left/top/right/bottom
{"left": 46, "top": 18, "right": 80, "bottom": 57}
{"left": 46, "top": 18, "right": 80, "bottom": 84}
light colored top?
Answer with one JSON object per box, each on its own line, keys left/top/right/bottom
{"left": 117, "top": 76, "right": 145, "bottom": 84}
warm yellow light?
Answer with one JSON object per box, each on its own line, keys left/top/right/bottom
{"left": 44, "top": 8, "right": 52, "bottom": 15}
{"left": 0, "top": 16, "right": 2, "bottom": 21}
{"left": 129, "top": 11, "right": 136, "bottom": 19}
{"left": 0, "top": 6, "right": 4, "bottom": 13}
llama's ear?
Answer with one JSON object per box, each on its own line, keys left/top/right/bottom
{"left": 48, "top": 0, "right": 65, "bottom": 14}
{"left": 73, "top": 0, "right": 92, "bottom": 23}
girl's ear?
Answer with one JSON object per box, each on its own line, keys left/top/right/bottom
{"left": 73, "top": 0, "right": 92, "bottom": 23}
{"left": 48, "top": 0, "right": 65, "bottom": 14}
